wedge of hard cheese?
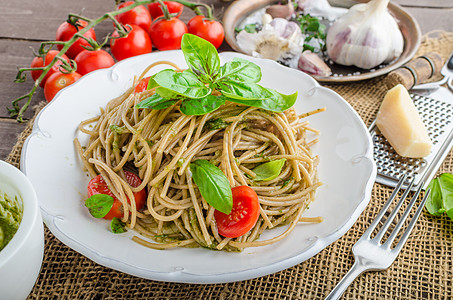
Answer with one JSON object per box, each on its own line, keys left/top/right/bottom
{"left": 376, "top": 84, "right": 432, "bottom": 158}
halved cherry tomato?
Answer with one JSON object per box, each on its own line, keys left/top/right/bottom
{"left": 149, "top": 18, "right": 187, "bottom": 51}
{"left": 74, "top": 49, "right": 115, "bottom": 76}
{"left": 187, "top": 16, "right": 225, "bottom": 49}
{"left": 148, "top": 1, "right": 183, "bottom": 19}
{"left": 43, "top": 71, "right": 82, "bottom": 102}
{"left": 56, "top": 19, "right": 96, "bottom": 59}
{"left": 115, "top": 1, "right": 152, "bottom": 32}
{"left": 110, "top": 24, "right": 152, "bottom": 61}
{"left": 214, "top": 186, "right": 260, "bottom": 238}
{"left": 134, "top": 76, "right": 151, "bottom": 93}
{"left": 87, "top": 171, "right": 147, "bottom": 220}
{"left": 30, "top": 50, "right": 70, "bottom": 88}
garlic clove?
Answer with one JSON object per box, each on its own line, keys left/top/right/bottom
{"left": 326, "top": 0, "right": 404, "bottom": 69}
{"left": 266, "top": 1, "right": 295, "bottom": 20}
{"left": 270, "top": 18, "right": 301, "bottom": 40}
{"left": 298, "top": 50, "right": 332, "bottom": 76}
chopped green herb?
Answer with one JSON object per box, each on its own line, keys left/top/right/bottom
{"left": 110, "top": 217, "right": 127, "bottom": 233}
{"left": 110, "top": 124, "right": 125, "bottom": 134}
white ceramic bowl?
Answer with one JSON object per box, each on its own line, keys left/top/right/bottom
{"left": 0, "top": 160, "right": 44, "bottom": 300}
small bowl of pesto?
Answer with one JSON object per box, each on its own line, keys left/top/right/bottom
{"left": 0, "top": 160, "right": 44, "bottom": 300}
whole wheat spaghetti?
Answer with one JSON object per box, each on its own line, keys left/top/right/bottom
{"left": 75, "top": 61, "right": 323, "bottom": 252}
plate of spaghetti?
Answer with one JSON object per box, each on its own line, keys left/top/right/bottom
{"left": 21, "top": 34, "right": 376, "bottom": 283}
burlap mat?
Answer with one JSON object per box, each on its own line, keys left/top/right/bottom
{"left": 7, "top": 31, "right": 453, "bottom": 300}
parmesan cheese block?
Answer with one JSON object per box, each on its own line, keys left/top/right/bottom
{"left": 376, "top": 84, "right": 432, "bottom": 158}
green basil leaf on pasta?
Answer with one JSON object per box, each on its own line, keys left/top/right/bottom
{"left": 111, "top": 217, "right": 127, "bottom": 234}
{"left": 154, "top": 69, "right": 211, "bottom": 99}
{"left": 216, "top": 81, "right": 274, "bottom": 100}
{"left": 85, "top": 194, "right": 114, "bottom": 218}
{"left": 136, "top": 93, "right": 177, "bottom": 110}
{"left": 181, "top": 34, "right": 220, "bottom": 83}
{"left": 226, "top": 90, "right": 297, "bottom": 113}
{"left": 252, "top": 159, "right": 286, "bottom": 181}
{"left": 146, "top": 75, "right": 159, "bottom": 90}
{"left": 217, "top": 58, "right": 261, "bottom": 83}
{"left": 190, "top": 159, "right": 232, "bottom": 214}
{"left": 180, "top": 95, "right": 226, "bottom": 116}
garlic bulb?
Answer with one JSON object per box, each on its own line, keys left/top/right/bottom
{"left": 236, "top": 17, "right": 303, "bottom": 69}
{"left": 326, "top": 0, "right": 404, "bottom": 69}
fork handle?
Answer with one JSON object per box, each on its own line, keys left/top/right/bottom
{"left": 325, "top": 260, "right": 367, "bottom": 300}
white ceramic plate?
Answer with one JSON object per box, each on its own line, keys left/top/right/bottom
{"left": 21, "top": 51, "right": 376, "bottom": 283}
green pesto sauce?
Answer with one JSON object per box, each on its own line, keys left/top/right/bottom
{"left": 0, "top": 190, "right": 23, "bottom": 251}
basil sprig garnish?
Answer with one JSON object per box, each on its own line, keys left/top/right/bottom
{"left": 85, "top": 194, "right": 114, "bottom": 218}
{"left": 426, "top": 173, "right": 453, "bottom": 220}
{"left": 189, "top": 159, "right": 233, "bottom": 214}
{"left": 137, "top": 34, "right": 297, "bottom": 115}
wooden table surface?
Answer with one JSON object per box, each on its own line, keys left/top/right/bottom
{"left": 0, "top": 0, "right": 452, "bottom": 160}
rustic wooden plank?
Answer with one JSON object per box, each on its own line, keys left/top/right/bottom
{"left": 394, "top": 0, "right": 453, "bottom": 8}
{"left": 0, "top": 0, "right": 230, "bottom": 41}
{"left": 0, "top": 39, "right": 46, "bottom": 120}
{"left": 402, "top": 6, "right": 453, "bottom": 34}
{"left": 0, "top": 119, "right": 27, "bottom": 161}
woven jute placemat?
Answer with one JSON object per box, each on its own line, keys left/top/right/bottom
{"left": 7, "top": 32, "right": 453, "bottom": 300}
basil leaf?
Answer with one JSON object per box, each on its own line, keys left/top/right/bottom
{"left": 217, "top": 81, "right": 274, "bottom": 100}
{"left": 111, "top": 217, "right": 127, "bottom": 234}
{"left": 85, "top": 194, "right": 114, "bottom": 218}
{"left": 227, "top": 90, "right": 298, "bottom": 113}
{"left": 217, "top": 58, "right": 261, "bottom": 83}
{"left": 154, "top": 69, "right": 211, "bottom": 99}
{"left": 190, "top": 159, "right": 232, "bottom": 214}
{"left": 425, "top": 178, "right": 445, "bottom": 216}
{"left": 438, "top": 173, "right": 453, "bottom": 219}
{"left": 136, "top": 93, "right": 177, "bottom": 110}
{"left": 146, "top": 75, "right": 158, "bottom": 90}
{"left": 181, "top": 34, "right": 220, "bottom": 82}
{"left": 180, "top": 95, "right": 226, "bottom": 116}
{"left": 252, "top": 159, "right": 286, "bottom": 181}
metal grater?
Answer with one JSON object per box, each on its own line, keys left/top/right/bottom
{"left": 369, "top": 86, "right": 453, "bottom": 190}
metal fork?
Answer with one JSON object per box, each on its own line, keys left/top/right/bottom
{"left": 325, "top": 174, "right": 431, "bottom": 300}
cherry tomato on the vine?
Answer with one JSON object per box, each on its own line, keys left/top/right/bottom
{"left": 115, "top": 1, "right": 152, "bottom": 32}
{"left": 148, "top": 1, "right": 183, "bottom": 19}
{"left": 110, "top": 24, "right": 152, "bottom": 61}
{"left": 214, "top": 186, "right": 260, "bottom": 238}
{"left": 55, "top": 19, "right": 96, "bottom": 59}
{"left": 74, "top": 49, "right": 115, "bottom": 76}
{"left": 134, "top": 76, "right": 151, "bottom": 93}
{"left": 44, "top": 71, "right": 82, "bottom": 102}
{"left": 30, "top": 50, "right": 70, "bottom": 88}
{"left": 87, "top": 171, "right": 147, "bottom": 220}
{"left": 187, "top": 16, "right": 225, "bottom": 49}
{"left": 149, "top": 18, "right": 187, "bottom": 51}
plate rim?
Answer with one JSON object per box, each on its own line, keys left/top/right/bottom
{"left": 20, "top": 51, "right": 377, "bottom": 283}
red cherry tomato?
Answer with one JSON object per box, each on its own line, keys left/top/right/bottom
{"left": 115, "top": 1, "right": 152, "bottom": 32}
{"left": 44, "top": 71, "right": 82, "bottom": 102}
{"left": 110, "top": 24, "right": 152, "bottom": 61}
{"left": 74, "top": 49, "right": 115, "bottom": 76}
{"left": 148, "top": 1, "right": 183, "bottom": 19}
{"left": 187, "top": 16, "right": 225, "bottom": 49}
{"left": 149, "top": 18, "right": 187, "bottom": 51}
{"left": 30, "top": 50, "right": 70, "bottom": 88}
{"left": 87, "top": 171, "right": 147, "bottom": 220}
{"left": 214, "top": 186, "right": 260, "bottom": 238}
{"left": 55, "top": 19, "right": 96, "bottom": 59}
{"left": 134, "top": 76, "right": 151, "bottom": 93}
